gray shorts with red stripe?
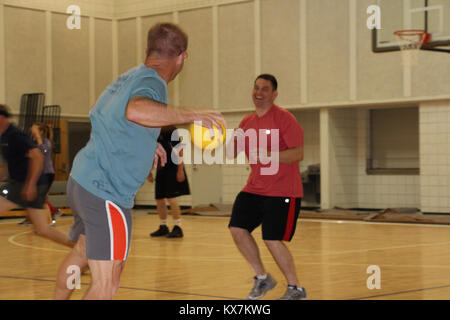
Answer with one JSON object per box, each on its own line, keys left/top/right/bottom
{"left": 67, "top": 177, "right": 132, "bottom": 261}
{"left": 229, "top": 192, "right": 302, "bottom": 242}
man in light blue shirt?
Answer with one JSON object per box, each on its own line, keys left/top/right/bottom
{"left": 71, "top": 65, "right": 168, "bottom": 209}
{"left": 54, "top": 23, "right": 225, "bottom": 300}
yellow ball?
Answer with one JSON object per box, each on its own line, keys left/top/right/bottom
{"left": 189, "top": 122, "right": 226, "bottom": 150}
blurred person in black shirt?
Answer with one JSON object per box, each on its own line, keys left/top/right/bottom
{"left": 0, "top": 104, "right": 74, "bottom": 248}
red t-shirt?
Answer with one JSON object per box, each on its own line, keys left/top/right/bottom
{"left": 239, "top": 105, "right": 304, "bottom": 198}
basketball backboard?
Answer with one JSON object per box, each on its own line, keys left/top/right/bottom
{"left": 372, "top": 0, "right": 450, "bottom": 53}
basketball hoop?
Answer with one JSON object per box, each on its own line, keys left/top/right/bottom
{"left": 394, "top": 29, "right": 430, "bottom": 67}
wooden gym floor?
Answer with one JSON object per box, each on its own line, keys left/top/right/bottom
{"left": 1, "top": 210, "right": 450, "bottom": 300}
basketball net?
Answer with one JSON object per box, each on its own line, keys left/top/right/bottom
{"left": 394, "top": 30, "right": 430, "bottom": 67}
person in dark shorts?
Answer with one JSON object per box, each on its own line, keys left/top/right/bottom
{"left": 0, "top": 104, "right": 74, "bottom": 247}
{"left": 149, "top": 125, "right": 190, "bottom": 238}
{"left": 19, "top": 123, "right": 58, "bottom": 226}
{"left": 32, "top": 123, "right": 60, "bottom": 224}
{"left": 226, "top": 74, "right": 307, "bottom": 300}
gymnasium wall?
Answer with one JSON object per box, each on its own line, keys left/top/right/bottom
{"left": 0, "top": 0, "right": 115, "bottom": 117}
{"left": 2, "top": 0, "right": 449, "bottom": 117}
{"left": 3, "top": 7, "right": 47, "bottom": 113}
{"left": 3, "top": 0, "right": 449, "bottom": 118}
{"left": 0, "top": 0, "right": 114, "bottom": 17}
{"left": 51, "top": 14, "right": 90, "bottom": 115}
{"left": 178, "top": 8, "right": 214, "bottom": 110}
{"left": 292, "top": 110, "right": 321, "bottom": 174}
{"left": 355, "top": 109, "right": 421, "bottom": 210}
{"left": 419, "top": 101, "right": 450, "bottom": 214}
{"left": 322, "top": 107, "right": 421, "bottom": 210}
{"left": 328, "top": 108, "right": 359, "bottom": 209}
{"left": 113, "top": 0, "right": 450, "bottom": 110}
{"left": 95, "top": 18, "right": 113, "bottom": 99}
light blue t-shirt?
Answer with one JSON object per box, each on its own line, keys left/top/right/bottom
{"left": 71, "top": 64, "right": 168, "bottom": 208}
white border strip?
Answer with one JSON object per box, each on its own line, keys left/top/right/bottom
{"left": 115, "top": 0, "right": 253, "bottom": 20}
{"left": 2, "top": 1, "right": 113, "bottom": 20}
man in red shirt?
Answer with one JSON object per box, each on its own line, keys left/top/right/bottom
{"left": 227, "top": 74, "right": 306, "bottom": 300}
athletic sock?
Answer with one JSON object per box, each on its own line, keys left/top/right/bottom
{"left": 288, "top": 285, "right": 298, "bottom": 290}
{"left": 174, "top": 219, "right": 182, "bottom": 227}
{"left": 256, "top": 274, "right": 268, "bottom": 280}
{"left": 160, "top": 219, "right": 168, "bottom": 226}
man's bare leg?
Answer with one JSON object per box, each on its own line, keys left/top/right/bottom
{"left": 27, "top": 208, "right": 75, "bottom": 248}
{"left": 264, "top": 240, "right": 298, "bottom": 286}
{"left": 0, "top": 197, "right": 17, "bottom": 215}
{"left": 83, "top": 259, "right": 125, "bottom": 300}
{"left": 54, "top": 235, "right": 88, "bottom": 300}
{"left": 167, "top": 197, "right": 181, "bottom": 222}
{"left": 229, "top": 226, "right": 266, "bottom": 276}
{"left": 150, "top": 199, "right": 170, "bottom": 237}
{"left": 156, "top": 199, "right": 168, "bottom": 221}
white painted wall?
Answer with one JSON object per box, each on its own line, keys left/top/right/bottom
{"left": 1, "top": 0, "right": 115, "bottom": 117}
{"left": 419, "top": 100, "right": 450, "bottom": 213}
{"left": 320, "top": 107, "right": 422, "bottom": 210}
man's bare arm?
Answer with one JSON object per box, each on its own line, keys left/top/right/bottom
{"left": 126, "top": 97, "right": 226, "bottom": 130}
